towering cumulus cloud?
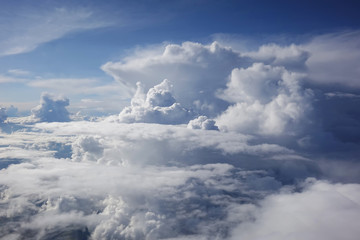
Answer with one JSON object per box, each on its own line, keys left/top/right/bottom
{"left": 31, "top": 92, "right": 70, "bottom": 122}
{"left": 118, "top": 79, "right": 193, "bottom": 124}
{"left": 216, "top": 63, "right": 312, "bottom": 135}
{"left": 102, "top": 42, "right": 251, "bottom": 116}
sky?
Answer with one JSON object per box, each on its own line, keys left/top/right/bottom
{"left": 1, "top": 1, "right": 360, "bottom": 239}
{"left": 1, "top": 0, "right": 360, "bottom": 115}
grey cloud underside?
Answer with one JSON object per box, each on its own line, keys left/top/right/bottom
{"left": 0, "top": 108, "right": 7, "bottom": 123}
{"left": 1, "top": 32, "right": 360, "bottom": 239}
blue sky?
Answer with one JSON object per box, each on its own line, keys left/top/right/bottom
{"left": 0, "top": 0, "right": 359, "bottom": 114}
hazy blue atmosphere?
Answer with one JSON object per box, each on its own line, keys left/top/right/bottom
{"left": 1, "top": 0, "right": 360, "bottom": 239}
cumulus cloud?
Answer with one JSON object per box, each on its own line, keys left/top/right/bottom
{"left": 102, "top": 41, "right": 251, "bottom": 116}
{"left": 0, "top": 115, "right": 358, "bottom": 239}
{"left": 216, "top": 63, "right": 312, "bottom": 135}
{"left": 118, "top": 79, "right": 193, "bottom": 124}
{"left": 2, "top": 33, "right": 360, "bottom": 239}
{"left": 31, "top": 93, "right": 70, "bottom": 122}
{"left": 71, "top": 135, "right": 104, "bottom": 162}
{"left": 187, "top": 116, "right": 219, "bottom": 130}
{"left": 0, "top": 120, "right": 314, "bottom": 239}
{"left": 245, "top": 43, "right": 309, "bottom": 71}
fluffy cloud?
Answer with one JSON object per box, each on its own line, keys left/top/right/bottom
{"left": 0, "top": 120, "right": 314, "bottom": 239}
{"left": 230, "top": 179, "right": 360, "bottom": 240}
{"left": 31, "top": 93, "right": 70, "bottom": 122}
{"left": 2, "top": 33, "right": 360, "bottom": 239}
{"left": 216, "top": 63, "right": 312, "bottom": 135}
{"left": 187, "top": 116, "right": 219, "bottom": 130}
{"left": 71, "top": 135, "right": 104, "bottom": 162}
{"left": 101, "top": 40, "right": 315, "bottom": 137}
{"left": 102, "top": 41, "right": 251, "bottom": 116}
{"left": 0, "top": 115, "right": 358, "bottom": 239}
{"left": 118, "top": 79, "right": 193, "bottom": 124}
{"left": 245, "top": 43, "right": 309, "bottom": 71}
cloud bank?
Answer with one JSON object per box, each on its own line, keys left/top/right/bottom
{"left": 1, "top": 31, "right": 360, "bottom": 239}
{"left": 230, "top": 179, "right": 360, "bottom": 240}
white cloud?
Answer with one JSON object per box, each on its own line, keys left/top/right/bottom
{"left": 36, "top": 121, "right": 293, "bottom": 159}
{"left": 31, "top": 92, "right": 70, "bottom": 122}
{"left": 27, "top": 78, "right": 131, "bottom": 115}
{"left": 1, "top": 32, "right": 360, "bottom": 239}
{"left": 304, "top": 31, "right": 360, "bottom": 88}
{"left": 117, "top": 79, "right": 193, "bottom": 124}
{"left": 71, "top": 135, "right": 104, "bottom": 162}
{"left": 0, "top": 74, "right": 25, "bottom": 83}
{"left": 0, "top": 119, "right": 298, "bottom": 239}
{"left": 216, "top": 63, "right": 312, "bottom": 135}
{"left": 245, "top": 43, "right": 309, "bottom": 71}
{"left": 230, "top": 179, "right": 360, "bottom": 240}
{"left": 325, "top": 92, "right": 360, "bottom": 99}
{"left": 7, "top": 69, "right": 31, "bottom": 76}
{"left": 213, "top": 31, "right": 360, "bottom": 89}
{"left": 102, "top": 41, "right": 250, "bottom": 116}
{"left": 0, "top": 7, "right": 111, "bottom": 56}
{"left": 187, "top": 116, "right": 219, "bottom": 131}
{"left": 0, "top": 115, "right": 357, "bottom": 239}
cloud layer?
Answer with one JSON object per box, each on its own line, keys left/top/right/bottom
{"left": 1, "top": 32, "right": 360, "bottom": 239}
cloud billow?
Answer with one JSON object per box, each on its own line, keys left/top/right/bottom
{"left": 31, "top": 93, "right": 70, "bottom": 122}
{"left": 102, "top": 41, "right": 251, "bottom": 117}
{"left": 1, "top": 32, "right": 360, "bottom": 239}
{"left": 118, "top": 79, "right": 194, "bottom": 124}
{"left": 216, "top": 63, "right": 312, "bottom": 135}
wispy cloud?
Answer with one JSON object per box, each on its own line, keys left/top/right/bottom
{"left": 7, "top": 69, "right": 31, "bottom": 76}
{"left": 27, "top": 78, "right": 129, "bottom": 96}
{"left": 0, "top": 6, "right": 111, "bottom": 56}
{"left": 0, "top": 74, "right": 26, "bottom": 83}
